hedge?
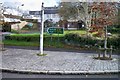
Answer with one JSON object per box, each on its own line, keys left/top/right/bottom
{"left": 64, "top": 33, "right": 98, "bottom": 47}
{"left": 107, "top": 25, "right": 120, "bottom": 34}
{"left": 5, "top": 35, "right": 40, "bottom": 42}
{"left": 4, "top": 33, "right": 120, "bottom": 49}
{"left": 64, "top": 33, "right": 120, "bottom": 49}
{"left": 5, "top": 35, "right": 64, "bottom": 42}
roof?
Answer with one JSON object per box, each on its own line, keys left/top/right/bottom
{"left": 4, "top": 14, "right": 21, "bottom": 19}
{"left": 2, "top": 14, "right": 21, "bottom": 23}
{"left": 4, "top": 18, "right": 20, "bottom": 22}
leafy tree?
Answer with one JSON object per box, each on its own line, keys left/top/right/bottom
{"left": 89, "top": 2, "right": 118, "bottom": 59}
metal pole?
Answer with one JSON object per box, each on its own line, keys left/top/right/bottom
{"left": 40, "top": 2, "right": 44, "bottom": 54}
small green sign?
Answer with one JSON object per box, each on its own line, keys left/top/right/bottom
{"left": 47, "top": 27, "right": 64, "bottom": 34}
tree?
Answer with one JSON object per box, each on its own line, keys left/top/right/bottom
{"left": 44, "top": 19, "right": 54, "bottom": 28}
{"left": 0, "top": 4, "right": 3, "bottom": 25}
{"left": 58, "top": 2, "right": 79, "bottom": 20}
{"left": 58, "top": 2, "right": 88, "bottom": 29}
{"left": 117, "top": 7, "right": 120, "bottom": 25}
{"left": 89, "top": 2, "right": 118, "bottom": 59}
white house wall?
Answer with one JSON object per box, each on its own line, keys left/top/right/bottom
{"left": 44, "top": 14, "right": 60, "bottom": 22}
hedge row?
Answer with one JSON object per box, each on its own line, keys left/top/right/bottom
{"left": 5, "top": 33, "right": 120, "bottom": 49}
{"left": 64, "top": 33, "right": 120, "bottom": 49}
{"left": 5, "top": 35, "right": 64, "bottom": 42}
{"left": 64, "top": 33, "right": 98, "bottom": 47}
{"left": 5, "top": 36, "right": 40, "bottom": 42}
{"left": 108, "top": 28, "right": 120, "bottom": 34}
{"left": 107, "top": 38, "right": 120, "bottom": 49}
{"left": 107, "top": 25, "right": 120, "bottom": 34}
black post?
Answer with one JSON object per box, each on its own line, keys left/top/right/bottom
{"left": 109, "top": 46, "right": 113, "bottom": 59}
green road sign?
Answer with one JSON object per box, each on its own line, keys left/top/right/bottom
{"left": 47, "top": 27, "right": 64, "bottom": 34}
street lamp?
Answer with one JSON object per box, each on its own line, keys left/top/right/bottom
{"left": 17, "top": 4, "right": 24, "bottom": 33}
{"left": 17, "top": 4, "right": 24, "bottom": 16}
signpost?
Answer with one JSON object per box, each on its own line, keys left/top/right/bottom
{"left": 47, "top": 27, "right": 64, "bottom": 34}
{"left": 39, "top": 2, "right": 44, "bottom": 55}
{"left": 29, "top": 11, "right": 41, "bottom": 15}
{"left": 47, "top": 27, "right": 64, "bottom": 47}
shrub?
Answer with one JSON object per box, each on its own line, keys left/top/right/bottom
{"left": 107, "top": 25, "right": 120, "bottom": 34}
{"left": 64, "top": 33, "right": 120, "bottom": 49}
{"left": 5, "top": 34, "right": 64, "bottom": 43}
{"left": 64, "top": 33, "right": 98, "bottom": 47}
{"left": 107, "top": 37, "right": 120, "bottom": 49}
{"left": 4, "top": 33, "right": 120, "bottom": 49}
{"left": 5, "top": 35, "right": 40, "bottom": 42}
{"left": 11, "top": 29, "right": 19, "bottom": 34}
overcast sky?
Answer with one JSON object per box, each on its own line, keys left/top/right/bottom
{"left": 0, "top": 0, "right": 60, "bottom": 10}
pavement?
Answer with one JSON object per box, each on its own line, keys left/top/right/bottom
{"left": 1, "top": 48, "right": 120, "bottom": 74}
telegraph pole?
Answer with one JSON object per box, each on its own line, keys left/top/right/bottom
{"left": 40, "top": 2, "right": 44, "bottom": 55}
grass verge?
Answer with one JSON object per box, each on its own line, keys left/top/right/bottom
{"left": 3, "top": 40, "right": 39, "bottom": 47}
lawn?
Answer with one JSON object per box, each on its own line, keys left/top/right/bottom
{"left": 3, "top": 40, "right": 39, "bottom": 47}
{"left": 3, "top": 29, "right": 120, "bottom": 51}
{"left": 3, "top": 30, "right": 86, "bottom": 48}
{"left": 3, "top": 39, "right": 65, "bottom": 48}
{"left": 10, "top": 30, "right": 86, "bottom": 37}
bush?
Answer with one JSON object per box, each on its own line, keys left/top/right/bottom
{"left": 5, "top": 34, "right": 64, "bottom": 43}
{"left": 5, "top": 35, "right": 40, "bottom": 42}
{"left": 107, "top": 37, "right": 120, "bottom": 49}
{"left": 64, "top": 33, "right": 98, "bottom": 47}
{"left": 11, "top": 29, "right": 19, "bottom": 34}
{"left": 64, "top": 33, "right": 120, "bottom": 49}
{"left": 107, "top": 25, "right": 120, "bottom": 34}
{"left": 4, "top": 33, "right": 120, "bottom": 49}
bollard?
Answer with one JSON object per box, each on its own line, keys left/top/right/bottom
{"left": 109, "top": 46, "right": 113, "bottom": 59}
{"left": 98, "top": 46, "right": 101, "bottom": 58}
{"left": 0, "top": 42, "right": 4, "bottom": 51}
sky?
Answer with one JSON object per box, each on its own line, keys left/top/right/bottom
{"left": 0, "top": 0, "right": 60, "bottom": 10}
{"left": 1, "top": 0, "right": 119, "bottom": 10}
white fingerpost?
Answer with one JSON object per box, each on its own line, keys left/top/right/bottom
{"left": 40, "top": 2, "right": 44, "bottom": 55}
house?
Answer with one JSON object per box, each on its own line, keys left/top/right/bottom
{"left": 0, "top": 4, "right": 28, "bottom": 32}
{"left": 2, "top": 14, "right": 21, "bottom": 32}
{"left": 29, "top": 6, "right": 85, "bottom": 29}
{"left": 29, "top": 6, "right": 60, "bottom": 22}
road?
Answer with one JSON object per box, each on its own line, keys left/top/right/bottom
{"left": 4, "top": 45, "right": 120, "bottom": 55}
{"left": 1, "top": 72, "right": 119, "bottom": 79}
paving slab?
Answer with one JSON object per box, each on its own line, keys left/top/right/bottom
{"left": 1, "top": 48, "right": 120, "bottom": 74}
